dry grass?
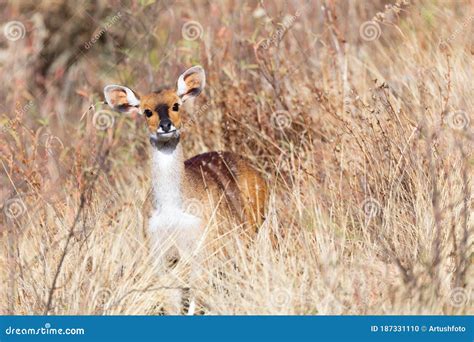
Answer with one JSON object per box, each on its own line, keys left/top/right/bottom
{"left": 0, "top": 0, "right": 472, "bottom": 315}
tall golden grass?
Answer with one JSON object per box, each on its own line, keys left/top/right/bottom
{"left": 0, "top": 0, "right": 472, "bottom": 315}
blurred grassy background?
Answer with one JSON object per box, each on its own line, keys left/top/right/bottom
{"left": 0, "top": 0, "right": 472, "bottom": 314}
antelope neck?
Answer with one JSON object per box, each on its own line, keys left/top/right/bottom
{"left": 150, "top": 138, "right": 184, "bottom": 211}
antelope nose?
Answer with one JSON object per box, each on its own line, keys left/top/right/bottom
{"left": 160, "top": 119, "right": 172, "bottom": 132}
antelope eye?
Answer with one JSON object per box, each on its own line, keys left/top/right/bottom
{"left": 172, "top": 103, "right": 180, "bottom": 111}
{"left": 144, "top": 109, "right": 153, "bottom": 117}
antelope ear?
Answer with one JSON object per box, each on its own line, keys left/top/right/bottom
{"left": 103, "top": 85, "right": 141, "bottom": 114}
{"left": 176, "top": 66, "right": 206, "bottom": 102}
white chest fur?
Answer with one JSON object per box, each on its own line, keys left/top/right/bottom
{"left": 148, "top": 143, "right": 202, "bottom": 254}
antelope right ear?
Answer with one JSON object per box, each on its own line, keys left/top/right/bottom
{"left": 103, "top": 85, "right": 141, "bottom": 114}
{"left": 176, "top": 66, "right": 206, "bottom": 102}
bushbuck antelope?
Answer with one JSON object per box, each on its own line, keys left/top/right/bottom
{"left": 104, "top": 66, "right": 267, "bottom": 312}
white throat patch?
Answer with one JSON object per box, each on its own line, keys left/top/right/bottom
{"left": 151, "top": 145, "right": 183, "bottom": 211}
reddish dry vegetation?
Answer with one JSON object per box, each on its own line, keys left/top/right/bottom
{"left": 0, "top": 0, "right": 472, "bottom": 314}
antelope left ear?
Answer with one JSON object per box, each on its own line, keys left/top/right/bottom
{"left": 103, "top": 85, "right": 141, "bottom": 114}
{"left": 176, "top": 66, "right": 206, "bottom": 102}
